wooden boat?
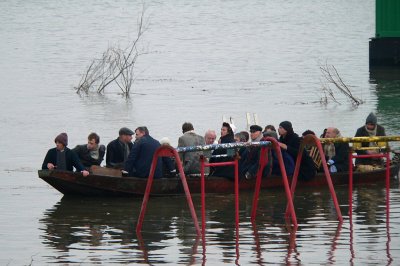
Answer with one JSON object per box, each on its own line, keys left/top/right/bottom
{"left": 38, "top": 164, "right": 399, "bottom": 197}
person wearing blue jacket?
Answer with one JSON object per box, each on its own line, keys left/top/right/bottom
{"left": 124, "top": 127, "right": 174, "bottom": 178}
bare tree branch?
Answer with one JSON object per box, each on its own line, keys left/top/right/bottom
{"left": 75, "top": 5, "right": 148, "bottom": 98}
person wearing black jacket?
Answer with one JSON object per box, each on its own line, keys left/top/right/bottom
{"left": 106, "top": 127, "right": 134, "bottom": 169}
{"left": 124, "top": 127, "right": 175, "bottom": 178}
{"left": 42, "top": 132, "right": 89, "bottom": 176}
{"left": 278, "top": 121, "right": 316, "bottom": 181}
{"left": 210, "top": 122, "right": 236, "bottom": 179}
{"left": 73, "top": 132, "right": 106, "bottom": 169}
{"left": 354, "top": 112, "right": 386, "bottom": 166}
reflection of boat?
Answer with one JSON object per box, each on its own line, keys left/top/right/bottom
{"left": 38, "top": 163, "right": 399, "bottom": 197}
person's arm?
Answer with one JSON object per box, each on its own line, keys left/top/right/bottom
{"left": 124, "top": 142, "right": 141, "bottom": 173}
{"left": 331, "top": 143, "right": 350, "bottom": 171}
{"left": 71, "top": 150, "right": 89, "bottom": 176}
{"left": 42, "top": 149, "right": 53, "bottom": 170}
{"left": 96, "top": 145, "right": 106, "bottom": 165}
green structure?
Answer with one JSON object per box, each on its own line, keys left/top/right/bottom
{"left": 369, "top": 0, "right": 400, "bottom": 67}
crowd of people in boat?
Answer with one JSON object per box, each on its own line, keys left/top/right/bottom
{"left": 42, "top": 112, "right": 387, "bottom": 180}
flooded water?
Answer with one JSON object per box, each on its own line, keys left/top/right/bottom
{"left": 1, "top": 0, "right": 400, "bottom": 265}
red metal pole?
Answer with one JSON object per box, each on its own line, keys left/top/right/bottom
{"left": 348, "top": 151, "right": 353, "bottom": 217}
{"left": 250, "top": 147, "right": 267, "bottom": 222}
{"left": 385, "top": 152, "right": 390, "bottom": 217}
{"left": 136, "top": 150, "right": 159, "bottom": 235}
{"left": 234, "top": 157, "right": 240, "bottom": 228}
{"left": 313, "top": 137, "right": 343, "bottom": 222}
{"left": 284, "top": 149, "right": 302, "bottom": 218}
{"left": 136, "top": 147, "right": 201, "bottom": 236}
{"left": 271, "top": 140, "right": 297, "bottom": 227}
{"left": 200, "top": 156, "right": 206, "bottom": 235}
{"left": 174, "top": 149, "right": 201, "bottom": 236}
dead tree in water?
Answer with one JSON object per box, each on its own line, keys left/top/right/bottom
{"left": 75, "top": 7, "right": 147, "bottom": 98}
{"left": 319, "top": 63, "right": 363, "bottom": 106}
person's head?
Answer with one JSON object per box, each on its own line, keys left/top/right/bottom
{"left": 118, "top": 127, "right": 134, "bottom": 143}
{"left": 234, "top": 132, "right": 246, "bottom": 142}
{"left": 302, "top": 130, "right": 315, "bottom": 137}
{"left": 87, "top": 132, "right": 100, "bottom": 150}
{"left": 160, "top": 137, "right": 171, "bottom": 146}
{"left": 182, "top": 122, "right": 194, "bottom": 134}
{"left": 264, "top": 125, "right": 276, "bottom": 132}
{"left": 54, "top": 132, "right": 68, "bottom": 150}
{"left": 249, "top": 125, "right": 263, "bottom": 141}
{"left": 325, "top": 127, "right": 340, "bottom": 138}
{"left": 278, "top": 121, "right": 293, "bottom": 137}
{"left": 205, "top": 130, "right": 217, "bottom": 145}
{"left": 221, "top": 122, "right": 233, "bottom": 137}
{"left": 135, "top": 126, "right": 148, "bottom": 140}
{"left": 240, "top": 131, "right": 250, "bottom": 142}
{"left": 320, "top": 128, "right": 327, "bottom": 138}
{"left": 263, "top": 130, "right": 278, "bottom": 140}
{"left": 365, "top": 112, "right": 377, "bottom": 130}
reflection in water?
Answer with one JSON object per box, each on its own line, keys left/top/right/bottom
{"left": 38, "top": 185, "right": 399, "bottom": 265}
{"left": 370, "top": 69, "right": 400, "bottom": 143}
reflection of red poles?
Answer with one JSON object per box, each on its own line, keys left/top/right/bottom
{"left": 348, "top": 151, "right": 390, "bottom": 217}
{"left": 327, "top": 221, "right": 343, "bottom": 264}
{"left": 136, "top": 146, "right": 201, "bottom": 236}
{"left": 285, "top": 135, "right": 343, "bottom": 222}
{"left": 251, "top": 137, "right": 298, "bottom": 227}
{"left": 200, "top": 153, "right": 240, "bottom": 233}
{"left": 200, "top": 153, "right": 241, "bottom": 264}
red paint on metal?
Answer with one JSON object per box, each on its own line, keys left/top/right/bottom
{"left": 251, "top": 137, "right": 298, "bottom": 227}
{"left": 136, "top": 145, "right": 201, "bottom": 236}
{"left": 348, "top": 151, "right": 391, "bottom": 218}
{"left": 285, "top": 135, "right": 343, "bottom": 222}
{"left": 200, "top": 154, "right": 240, "bottom": 236}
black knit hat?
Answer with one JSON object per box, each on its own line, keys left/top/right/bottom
{"left": 279, "top": 121, "right": 293, "bottom": 132}
{"left": 365, "top": 112, "right": 377, "bottom": 125}
{"left": 55, "top": 133, "right": 68, "bottom": 146}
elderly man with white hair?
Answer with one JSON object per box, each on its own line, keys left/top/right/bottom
{"left": 323, "top": 127, "right": 350, "bottom": 173}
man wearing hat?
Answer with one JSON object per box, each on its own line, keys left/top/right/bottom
{"left": 354, "top": 112, "right": 386, "bottom": 166}
{"left": 42, "top": 133, "right": 89, "bottom": 176}
{"left": 241, "top": 125, "right": 264, "bottom": 179}
{"left": 106, "top": 127, "right": 134, "bottom": 169}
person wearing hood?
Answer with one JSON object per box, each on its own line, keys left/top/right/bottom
{"left": 42, "top": 133, "right": 89, "bottom": 176}
{"left": 210, "top": 122, "right": 236, "bottom": 179}
{"left": 354, "top": 112, "right": 386, "bottom": 166}
{"left": 278, "top": 121, "right": 316, "bottom": 181}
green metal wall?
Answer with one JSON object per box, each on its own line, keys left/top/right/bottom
{"left": 376, "top": 0, "right": 400, "bottom": 37}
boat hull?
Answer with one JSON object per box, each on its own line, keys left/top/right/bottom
{"left": 38, "top": 164, "right": 400, "bottom": 197}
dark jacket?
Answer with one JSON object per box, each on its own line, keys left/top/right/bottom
{"left": 124, "top": 135, "right": 163, "bottom": 178}
{"left": 326, "top": 142, "right": 350, "bottom": 172}
{"left": 72, "top": 144, "right": 106, "bottom": 168}
{"left": 210, "top": 133, "right": 236, "bottom": 179}
{"left": 42, "top": 147, "right": 85, "bottom": 172}
{"left": 279, "top": 132, "right": 316, "bottom": 181}
{"left": 354, "top": 124, "right": 386, "bottom": 165}
{"left": 106, "top": 138, "right": 133, "bottom": 168}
